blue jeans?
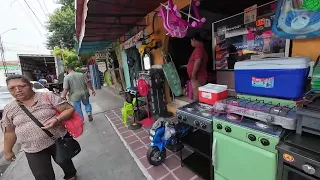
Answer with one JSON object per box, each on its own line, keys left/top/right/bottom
{"left": 72, "top": 98, "right": 92, "bottom": 120}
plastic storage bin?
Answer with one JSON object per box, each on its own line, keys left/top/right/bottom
{"left": 234, "top": 57, "right": 311, "bottom": 99}
{"left": 199, "top": 84, "right": 228, "bottom": 105}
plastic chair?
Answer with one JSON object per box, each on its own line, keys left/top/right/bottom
{"left": 121, "top": 98, "right": 136, "bottom": 126}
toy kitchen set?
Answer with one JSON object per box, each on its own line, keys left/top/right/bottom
{"left": 175, "top": 56, "right": 320, "bottom": 180}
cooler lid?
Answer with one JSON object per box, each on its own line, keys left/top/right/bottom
{"left": 234, "top": 56, "right": 311, "bottom": 70}
{"left": 199, "top": 83, "right": 227, "bottom": 93}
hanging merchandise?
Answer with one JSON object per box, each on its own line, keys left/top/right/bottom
{"left": 138, "top": 39, "right": 162, "bottom": 55}
{"left": 161, "top": 51, "right": 183, "bottom": 96}
{"left": 159, "top": 0, "right": 206, "bottom": 38}
{"left": 272, "top": 0, "right": 320, "bottom": 39}
{"left": 89, "top": 64, "right": 101, "bottom": 90}
{"left": 137, "top": 77, "right": 154, "bottom": 127}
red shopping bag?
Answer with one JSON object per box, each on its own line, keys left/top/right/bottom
{"left": 45, "top": 93, "right": 84, "bottom": 138}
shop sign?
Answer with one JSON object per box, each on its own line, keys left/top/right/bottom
{"left": 97, "top": 62, "right": 107, "bottom": 72}
{"left": 95, "top": 51, "right": 107, "bottom": 60}
{"left": 244, "top": 4, "right": 257, "bottom": 24}
{"left": 121, "top": 31, "right": 144, "bottom": 50}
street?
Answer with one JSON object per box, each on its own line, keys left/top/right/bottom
{"left": 0, "top": 88, "right": 147, "bottom": 180}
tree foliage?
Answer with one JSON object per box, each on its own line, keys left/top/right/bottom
{"left": 46, "top": 0, "right": 75, "bottom": 50}
{"left": 52, "top": 47, "right": 81, "bottom": 71}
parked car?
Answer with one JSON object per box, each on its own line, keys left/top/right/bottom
{"left": 0, "top": 82, "right": 50, "bottom": 118}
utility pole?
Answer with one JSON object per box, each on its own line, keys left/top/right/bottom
{"left": 0, "top": 36, "right": 9, "bottom": 77}
{"left": 0, "top": 28, "right": 17, "bottom": 77}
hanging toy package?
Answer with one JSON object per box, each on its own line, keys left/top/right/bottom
{"left": 272, "top": 0, "right": 320, "bottom": 39}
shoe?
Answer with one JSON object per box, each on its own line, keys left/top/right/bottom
{"left": 88, "top": 114, "right": 93, "bottom": 122}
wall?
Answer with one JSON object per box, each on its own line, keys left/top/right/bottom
{"left": 292, "top": 38, "right": 320, "bottom": 61}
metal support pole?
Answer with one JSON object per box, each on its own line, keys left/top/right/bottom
{"left": 0, "top": 36, "right": 8, "bottom": 77}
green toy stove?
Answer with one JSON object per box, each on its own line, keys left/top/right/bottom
{"left": 212, "top": 114, "right": 285, "bottom": 180}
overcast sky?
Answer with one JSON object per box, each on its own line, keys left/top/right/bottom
{"left": 0, "top": 0, "right": 61, "bottom": 61}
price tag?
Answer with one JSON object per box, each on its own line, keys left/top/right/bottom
{"left": 256, "top": 18, "right": 266, "bottom": 27}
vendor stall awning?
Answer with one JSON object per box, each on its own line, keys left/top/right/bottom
{"left": 76, "top": 0, "right": 167, "bottom": 55}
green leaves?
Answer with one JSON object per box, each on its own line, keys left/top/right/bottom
{"left": 46, "top": 0, "right": 75, "bottom": 50}
{"left": 52, "top": 46, "right": 81, "bottom": 69}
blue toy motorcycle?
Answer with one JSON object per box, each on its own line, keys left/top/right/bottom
{"left": 147, "top": 118, "right": 190, "bottom": 166}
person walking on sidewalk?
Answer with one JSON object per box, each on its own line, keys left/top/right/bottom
{"left": 61, "top": 64, "right": 96, "bottom": 121}
{"left": 2, "top": 75, "right": 77, "bottom": 180}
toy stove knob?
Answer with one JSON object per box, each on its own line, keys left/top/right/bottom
{"left": 177, "top": 115, "right": 183, "bottom": 120}
{"left": 182, "top": 116, "right": 187, "bottom": 121}
{"left": 260, "top": 138, "right": 270, "bottom": 146}
{"left": 302, "top": 164, "right": 316, "bottom": 175}
{"left": 248, "top": 134, "right": 256, "bottom": 141}
{"left": 194, "top": 121, "right": 200, "bottom": 127}
{"left": 200, "top": 123, "right": 206, "bottom": 129}
{"left": 266, "top": 115, "right": 274, "bottom": 123}
{"left": 216, "top": 124, "right": 223, "bottom": 130}
{"left": 225, "top": 126, "right": 232, "bottom": 133}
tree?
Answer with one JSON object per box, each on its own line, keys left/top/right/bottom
{"left": 46, "top": 0, "right": 75, "bottom": 50}
{"left": 52, "top": 46, "right": 82, "bottom": 71}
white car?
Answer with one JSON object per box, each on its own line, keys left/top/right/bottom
{"left": 0, "top": 82, "right": 50, "bottom": 117}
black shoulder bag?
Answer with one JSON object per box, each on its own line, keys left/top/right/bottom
{"left": 19, "top": 104, "right": 81, "bottom": 163}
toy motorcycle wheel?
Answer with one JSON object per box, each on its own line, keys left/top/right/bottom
{"left": 147, "top": 147, "right": 166, "bottom": 166}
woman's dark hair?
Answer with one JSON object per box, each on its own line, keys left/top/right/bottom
{"left": 191, "top": 32, "right": 204, "bottom": 42}
{"left": 6, "top": 74, "right": 31, "bottom": 86}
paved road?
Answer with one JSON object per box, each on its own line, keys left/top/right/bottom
{"left": 0, "top": 88, "right": 147, "bottom": 180}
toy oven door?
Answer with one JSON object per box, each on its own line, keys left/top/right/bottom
{"left": 281, "top": 164, "right": 318, "bottom": 180}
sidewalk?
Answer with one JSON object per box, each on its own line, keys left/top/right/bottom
{"left": 0, "top": 89, "right": 147, "bottom": 180}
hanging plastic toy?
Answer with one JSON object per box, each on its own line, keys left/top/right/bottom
{"left": 272, "top": 0, "right": 320, "bottom": 39}
{"left": 170, "top": 0, "right": 206, "bottom": 28}
{"left": 159, "top": 0, "right": 206, "bottom": 38}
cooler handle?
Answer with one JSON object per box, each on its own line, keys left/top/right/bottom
{"left": 212, "top": 138, "right": 217, "bottom": 167}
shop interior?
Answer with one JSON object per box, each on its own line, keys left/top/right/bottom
{"left": 166, "top": 0, "right": 279, "bottom": 102}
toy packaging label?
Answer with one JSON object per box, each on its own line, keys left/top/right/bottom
{"left": 272, "top": 0, "right": 320, "bottom": 39}
{"left": 201, "top": 92, "right": 212, "bottom": 99}
{"left": 252, "top": 77, "right": 275, "bottom": 88}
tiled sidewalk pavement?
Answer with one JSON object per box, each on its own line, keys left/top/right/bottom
{"left": 105, "top": 109, "right": 204, "bottom": 180}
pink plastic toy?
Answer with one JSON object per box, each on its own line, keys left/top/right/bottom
{"left": 159, "top": 1, "right": 188, "bottom": 38}
{"left": 159, "top": 0, "right": 206, "bottom": 38}
{"left": 171, "top": 0, "right": 206, "bottom": 28}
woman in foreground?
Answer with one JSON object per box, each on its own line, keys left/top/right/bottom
{"left": 2, "top": 75, "right": 77, "bottom": 180}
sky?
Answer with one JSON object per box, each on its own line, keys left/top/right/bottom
{"left": 0, "top": 0, "right": 61, "bottom": 61}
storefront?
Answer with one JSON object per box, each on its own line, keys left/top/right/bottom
{"left": 77, "top": 0, "right": 320, "bottom": 180}
{"left": 135, "top": 0, "right": 320, "bottom": 114}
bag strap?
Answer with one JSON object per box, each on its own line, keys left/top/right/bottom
{"left": 45, "top": 93, "right": 60, "bottom": 113}
{"left": 19, "top": 104, "right": 55, "bottom": 140}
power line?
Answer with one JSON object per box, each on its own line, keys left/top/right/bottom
{"left": 23, "top": 0, "right": 45, "bottom": 27}
{"left": 37, "top": 0, "right": 49, "bottom": 19}
{"left": 42, "top": 0, "right": 50, "bottom": 15}
{"left": 17, "top": 0, "right": 44, "bottom": 38}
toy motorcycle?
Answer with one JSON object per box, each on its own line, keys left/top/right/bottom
{"left": 147, "top": 118, "right": 190, "bottom": 166}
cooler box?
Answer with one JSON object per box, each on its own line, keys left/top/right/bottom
{"left": 234, "top": 57, "right": 311, "bottom": 99}
{"left": 199, "top": 84, "right": 228, "bottom": 105}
